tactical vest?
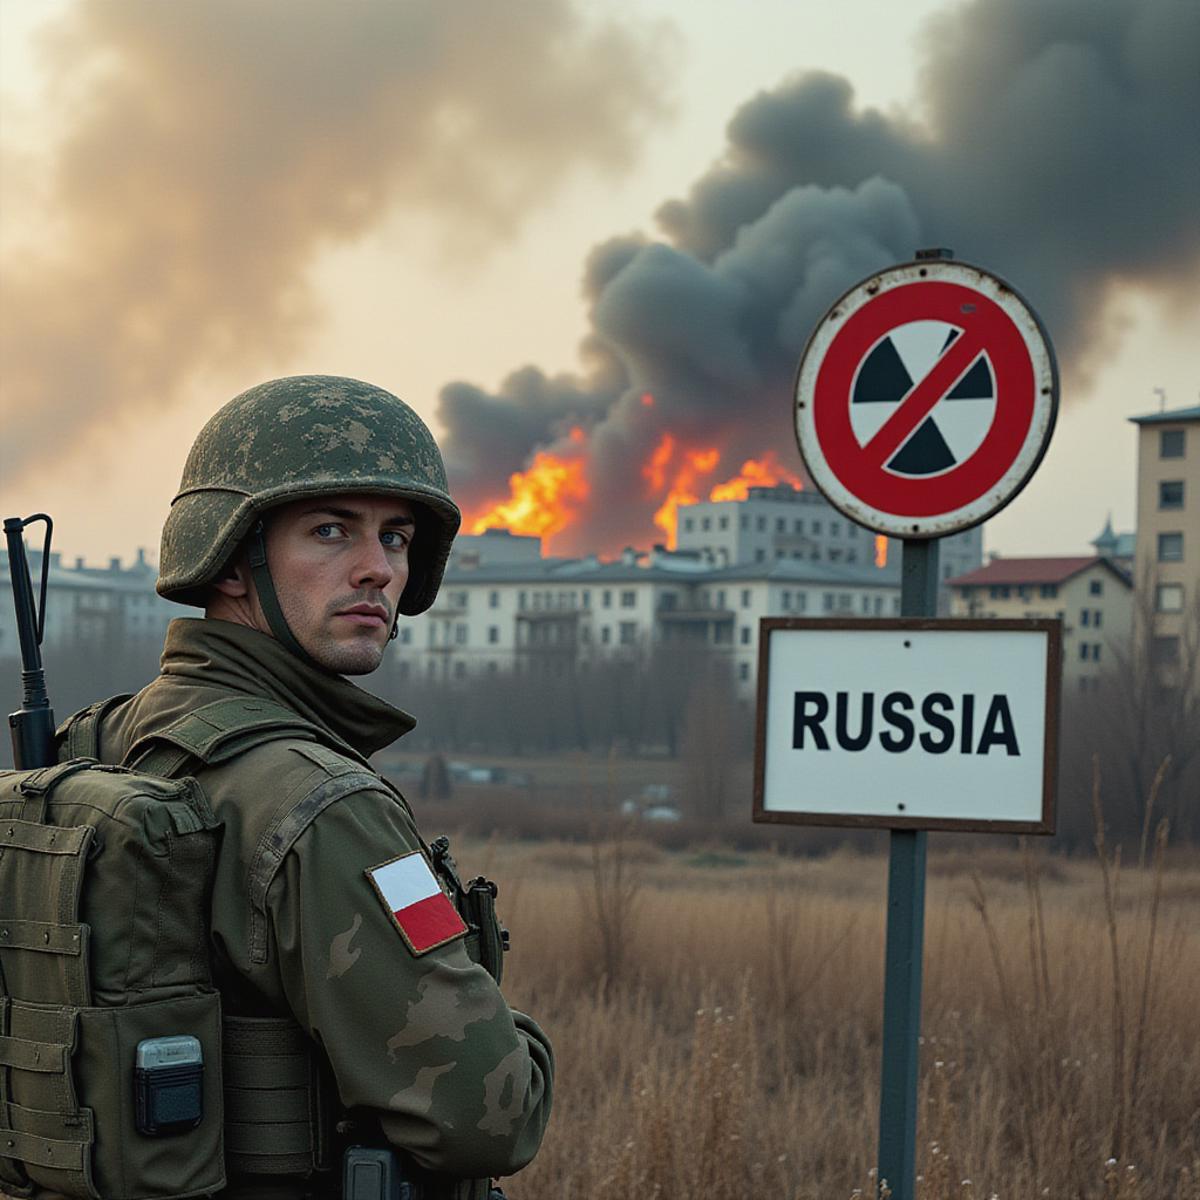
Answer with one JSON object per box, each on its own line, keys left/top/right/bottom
{"left": 0, "top": 696, "right": 506, "bottom": 1200}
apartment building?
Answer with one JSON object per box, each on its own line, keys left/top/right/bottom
{"left": 395, "top": 544, "right": 901, "bottom": 695}
{"left": 675, "top": 483, "right": 982, "bottom": 605}
{"left": 948, "top": 556, "right": 1133, "bottom": 693}
{"left": 1128, "top": 405, "right": 1199, "bottom": 687}
{"left": 0, "top": 548, "right": 174, "bottom": 661}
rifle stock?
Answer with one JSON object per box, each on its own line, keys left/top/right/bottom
{"left": 4, "top": 514, "right": 56, "bottom": 769}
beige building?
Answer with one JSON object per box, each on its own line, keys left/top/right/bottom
{"left": 948, "top": 556, "right": 1133, "bottom": 694}
{"left": 1129, "top": 405, "right": 1200, "bottom": 687}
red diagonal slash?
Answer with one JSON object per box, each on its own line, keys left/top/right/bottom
{"left": 860, "top": 327, "right": 988, "bottom": 470}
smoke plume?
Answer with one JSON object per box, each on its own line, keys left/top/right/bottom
{"left": 0, "top": 0, "right": 673, "bottom": 481}
{"left": 443, "top": 0, "right": 1200, "bottom": 554}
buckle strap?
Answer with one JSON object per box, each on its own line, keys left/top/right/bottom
{"left": 0, "top": 921, "right": 84, "bottom": 956}
{"left": 0, "top": 1035, "right": 69, "bottom": 1074}
{"left": 1, "top": 1127, "right": 86, "bottom": 1173}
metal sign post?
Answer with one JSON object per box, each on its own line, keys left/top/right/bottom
{"left": 768, "top": 249, "right": 1061, "bottom": 1200}
{"left": 877, "top": 537, "right": 938, "bottom": 1198}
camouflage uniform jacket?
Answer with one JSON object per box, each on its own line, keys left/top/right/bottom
{"left": 89, "top": 618, "right": 554, "bottom": 1196}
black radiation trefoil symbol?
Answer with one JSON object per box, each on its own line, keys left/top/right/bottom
{"left": 850, "top": 320, "right": 997, "bottom": 476}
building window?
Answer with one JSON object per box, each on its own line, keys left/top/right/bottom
{"left": 1094, "top": 644, "right": 1102, "bottom": 662}
{"left": 823, "top": 592, "right": 835, "bottom": 613}
{"left": 601, "top": 626, "right": 611, "bottom": 644}
{"left": 1018, "top": 586, "right": 1031, "bottom": 601}
{"left": 1152, "top": 635, "right": 1180, "bottom": 665}
{"left": 1088, "top": 580, "right": 1102, "bottom": 596}
{"left": 1080, "top": 642, "right": 1089, "bottom": 661}
{"left": 813, "top": 521, "right": 822, "bottom": 535}
{"left": 755, "top": 548, "right": 765, "bottom": 563}
{"left": 455, "top": 623, "right": 467, "bottom": 645}
{"left": 719, "top": 516, "right": 728, "bottom": 530}
{"left": 1157, "top": 583, "right": 1185, "bottom": 612}
{"left": 1093, "top": 610, "right": 1102, "bottom": 629}
{"left": 741, "top": 516, "right": 749, "bottom": 531}
{"left": 583, "top": 590, "right": 591, "bottom": 607}
{"left": 990, "top": 585, "right": 1011, "bottom": 600}
{"left": 782, "top": 591, "right": 791, "bottom": 611}
{"left": 1158, "top": 532, "right": 1184, "bottom": 562}
{"left": 794, "top": 519, "right": 803, "bottom": 533}
{"left": 454, "top": 661, "right": 466, "bottom": 679}
{"left": 619, "top": 621, "right": 637, "bottom": 646}
{"left": 603, "top": 590, "right": 612, "bottom": 608}
{"left": 488, "top": 626, "right": 499, "bottom": 644}
{"left": 861, "top": 595, "right": 870, "bottom": 614}
{"left": 847, "top": 550, "right": 858, "bottom": 563}
{"left": 740, "top": 625, "right": 751, "bottom": 645}
{"left": 685, "top": 518, "right": 694, "bottom": 532}
{"left": 1160, "top": 429, "right": 1185, "bottom": 458}
{"left": 837, "top": 593, "right": 852, "bottom": 611}
{"left": 741, "top": 589, "right": 751, "bottom": 608}
{"left": 775, "top": 517, "right": 784, "bottom": 532}
{"left": 702, "top": 517, "right": 711, "bottom": 531}
{"left": 518, "top": 590, "right": 527, "bottom": 610}
{"left": 873, "top": 596, "right": 883, "bottom": 615}
{"left": 738, "top": 662, "right": 750, "bottom": 682}
{"left": 489, "top": 590, "right": 499, "bottom": 608}
{"left": 1159, "top": 481, "right": 1185, "bottom": 510}
{"left": 1081, "top": 609, "right": 1091, "bottom": 627}
{"left": 1041, "top": 584, "right": 1058, "bottom": 598}
{"left": 715, "top": 589, "right": 726, "bottom": 609}
{"left": 848, "top": 524, "right": 858, "bottom": 538}
{"left": 831, "top": 521, "right": 841, "bottom": 536}
{"left": 757, "top": 517, "right": 766, "bottom": 532}
{"left": 620, "top": 590, "right": 636, "bottom": 608}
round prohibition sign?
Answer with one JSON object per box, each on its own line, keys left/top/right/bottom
{"left": 794, "top": 260, "right": 1058, "bottom": 537}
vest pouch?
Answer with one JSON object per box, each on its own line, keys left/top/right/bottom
{"left": 77, "top": 989, "right": 224, "bottom": 1200}
{"left": 3, "top": 990, "right": 223, "bottom": 1200}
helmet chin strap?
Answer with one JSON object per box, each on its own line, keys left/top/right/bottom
{"left": 246, "top": 521, "right": 331, "bottom": 674}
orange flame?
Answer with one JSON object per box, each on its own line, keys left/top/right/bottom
{"left": 708, "top": 450, "right": 804, "bottom": 502}
{"left": 468, "top": 449, "right": 589, "bottom": 544}
{"left": 874, "top": 535, "right": 888, "bottom": 568}
{"left": 642, "top": 433, "right": 720, "bottom": 549}
{"left": 640, "top": 392, "right": 655, "bottom": 408}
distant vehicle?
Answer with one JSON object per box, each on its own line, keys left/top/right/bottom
{"left": 642, "top": 805, "right": 682, "bottom": 823}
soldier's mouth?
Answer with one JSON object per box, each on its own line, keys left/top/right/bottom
{"left": 336, "top": 604, "right": 389, "bottom": 627}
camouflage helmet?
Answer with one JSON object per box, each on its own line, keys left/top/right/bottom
{"left": 158, "top": 375, "right": 460, "bottom": 616}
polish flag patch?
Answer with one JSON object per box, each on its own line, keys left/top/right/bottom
{"left": 366, "top": 851, "right": 467, "bottom": 955}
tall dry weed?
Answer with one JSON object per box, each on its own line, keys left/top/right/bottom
{"left": 472, "top": 801, "right": 1199, "bottom": 1198}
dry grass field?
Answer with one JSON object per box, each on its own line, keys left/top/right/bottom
{"left": 463, "top": 828, "right": 1200, "bottom": 1199}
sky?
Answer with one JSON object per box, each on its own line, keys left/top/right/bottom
{"left": 1, "top": 0, "right": 1196, "bottom": 568}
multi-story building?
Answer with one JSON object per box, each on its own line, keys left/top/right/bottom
{"left": 0, "top": 548, "right": 175, "bottom": 661}
{"left": 947, "top": 556, "right": 1133, "bottom": 693}
{"left": 675, "top": 483, "right": 982, "bottom": 606}
{"left": 1128, "top": 404, "right": 1199, "bottom": 687}
{"left": 398, "top": 543, "right": 902, "bottom": 695}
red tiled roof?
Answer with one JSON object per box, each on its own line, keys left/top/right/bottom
{"left": 948, "top": 556, "right": 1108, "bottom": 587}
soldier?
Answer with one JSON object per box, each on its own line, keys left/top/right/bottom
{"left": 77, "top": 376, "right": 553, "bottom": 1199}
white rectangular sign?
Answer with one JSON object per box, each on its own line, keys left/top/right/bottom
{"left": 753, "top": 618, "right": 1059, "bottom": 832}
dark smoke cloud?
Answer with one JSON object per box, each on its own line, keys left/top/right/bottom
{"left": 442, "top": 0, "right": 1200, "bottom": 554}
{"left": 0, "top": 0, "right": 674, "bottom": 481}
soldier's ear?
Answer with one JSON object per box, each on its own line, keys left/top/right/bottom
{"left": 210, "top": 555, "right": 251, "bottom": 599}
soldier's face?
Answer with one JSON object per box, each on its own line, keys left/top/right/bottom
{"left": 265, "top": 494, "right": 414, "bottom": 675}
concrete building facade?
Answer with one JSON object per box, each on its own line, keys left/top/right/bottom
{"left": 1128, "top": 405, "right": 1200, "bottom": 687}
{"left": 948, "top": 556, "right": 1134, "bottom": 693}
{"left": 675, "top": 483, "right": 983, "bottom": 606}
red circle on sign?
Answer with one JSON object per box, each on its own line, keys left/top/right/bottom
{"left": 812, "top": 281, "right": 1035, "bottom": 517}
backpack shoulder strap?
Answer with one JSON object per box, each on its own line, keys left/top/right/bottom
{"left": 57, "top": 694, "right": 134, "bottom": 761}
{"left": 124, "top": 696, "right": 367, "bottom": 778}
